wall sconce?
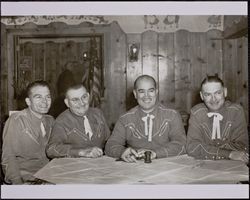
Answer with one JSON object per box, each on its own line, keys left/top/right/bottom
{"left": 83, "top": 51, "right": 89, "bottom": 61}
{"left": 129, "top": 43, "right": 140, "bottom": 62}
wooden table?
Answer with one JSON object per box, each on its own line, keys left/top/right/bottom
{"left": 34, "top": 154, "right": 249, "bottom": 184}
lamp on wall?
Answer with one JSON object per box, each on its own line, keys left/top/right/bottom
{"left": 128, "top": 43, "right": 140, "bottom": 62}
{"left": 83, "top": 51, "right": 89, "bottom": 61}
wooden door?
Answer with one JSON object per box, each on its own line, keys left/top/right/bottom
{"left": 14, "top": 35, "right": 103, "bottom": 117}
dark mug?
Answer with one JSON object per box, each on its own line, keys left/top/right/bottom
{"left": 144, "top": 151, "right": 152, "bottom": 163}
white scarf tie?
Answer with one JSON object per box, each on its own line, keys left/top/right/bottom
{"left": 142, "top": 114, "right": 155, "bottom": 142}
{"left": 207, "top": 112, "right": 223, "bottom": 140}
{"left": 83, "top": 116, "right": 93, "bottom": 140}
{"left": 40, "top": 122, "right": 46, "bottom": 137}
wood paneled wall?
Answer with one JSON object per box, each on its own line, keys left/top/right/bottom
{"left": 222, "top": 37, "right": 248, "bottom": 121}
{"left": 1, "top": 22, "right": 248, "bottom": 128}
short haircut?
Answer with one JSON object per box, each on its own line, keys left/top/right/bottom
{"left": 201, "top": 75, "right": 224, "bottom": 90}
{"left": 134, "top": 75, "right": 157, "bottom": 89}
{"left": 26, "top": 80, "right": 50, "bottom": 97}
{"left": 65, "top": 83, "right": 87, "bottom": 97}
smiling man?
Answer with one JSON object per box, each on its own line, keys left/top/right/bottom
{"left": 186, "top": 75, "right": 249, "bottom": 163}
{"left": 2, "top": 80, "right": 54, "bottom": 184}
{"left": 105, "top": 75, "right": 186, "bottom": 162}
{"left": 46, "top": 83, "right": 110, "bottom": 159}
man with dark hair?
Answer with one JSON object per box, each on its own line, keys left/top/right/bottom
{"left": 105, "top": 75, "right": 186, "bottom": 162}
{"left": 2, "top": 80, "right": 54, "bottom": 184}
{"left": 46, "top": 83, "right": 110, "bottom": 158}
{"left": 186, "top": 75, "right": 249, "bottom": 163}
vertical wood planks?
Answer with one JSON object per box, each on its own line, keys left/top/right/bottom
{"left": 158, "top": 32, "right": 175, "bottom": 108}
{"left": 33, "top": 43, "right": 45, "bottom": 80}
{"left": 206, "top": 29, "right": 223, "bottom": 77}
{"left": 174, "top": 30, "right": 191, "bottom": 112}
{"left": 142, "top": 31, "right": 158, "bottom": 81}
{"left": 126, "top": 33, "right": 142, "bottom": 110}
{"left": 240, "top": 37, "right": 248, "bottom": 121}
{"left": 44, "top": 41, "right": 58, "bottom": 95}
{"left": 105, "top": 22, "right": 127, "bottom": 128}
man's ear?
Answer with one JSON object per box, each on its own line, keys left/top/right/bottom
{"left": 155, "top": 88, "right": 159, "bottom": 95}
{"left": 64, "top": 98, "right": 69, "bottom": 108}
{"left": 200, "top": 91, "right": 204, "bottom": 101}
{"left": 25, "top": 97, "right": 31, "bottom": 107}
{"left": 224, "top": 87, "right": 227, "bottom": 98}
{"left": 133, "top": 89, "right": 137, "bottom": 99}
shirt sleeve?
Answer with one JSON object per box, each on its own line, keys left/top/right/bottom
{"left": 224, "top": 105, "right": 249, "bottom": 153}
{"left": 1, "top": 117, "right": 24, "bottom": 184}
{"left": 46, "top": 122, "right": 81, "bottom": 158}
{"left": 154, "top": 111, "right": 187, "bottom": 158}
{"left": 104, "top": 119, "right": 127, "bottom": 158}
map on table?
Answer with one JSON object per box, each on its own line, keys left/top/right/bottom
{"left": 34, "top": 155, "right": 249, "bottom": 184}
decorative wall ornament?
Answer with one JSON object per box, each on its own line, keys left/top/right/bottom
{"left": 1, "top": 15, "right": 224, "bottom": 33}
{"left": 207, "top": 15, "right": 222, "bottom": 28}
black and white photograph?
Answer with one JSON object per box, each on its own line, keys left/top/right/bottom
{"left": 0, "top": 1, "right": 249, "bottom": 199}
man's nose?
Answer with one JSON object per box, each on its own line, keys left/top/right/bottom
{"left": 144, "top": 91, "right": 150, "bottom": 97}
{"left": 41, "top": 97, "right": 49, "bottom": 104}
{"left": 211, "top": 95, "right": 217, "bottom": 101}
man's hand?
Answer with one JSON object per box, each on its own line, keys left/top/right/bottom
{"left": 78, "top": 147, "right": 103, "bottom": 158}
{"left": 121, "top": 147, "right": 139, "bottom": 163}
{"left": 229, "top": 151, "right": 249, "bottom": 163}
{"left": 137, "top": 149, "right": 157, "bottom": 160}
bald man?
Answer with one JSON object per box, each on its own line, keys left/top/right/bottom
{"left": 105, "top": 75, "right": 186, "bottom": 162}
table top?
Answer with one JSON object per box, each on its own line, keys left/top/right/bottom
{"left": 34, "top": 154, "right": 249, "bottom": 184}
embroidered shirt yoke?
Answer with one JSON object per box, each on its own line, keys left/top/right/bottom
{"left": 105, "top": 103, "right": 187, "bottom": 158}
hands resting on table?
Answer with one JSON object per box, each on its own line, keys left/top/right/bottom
{"left": 78, "top": 147, "right": 103, "bottom": 158}
{"left": 120, "top": 148, "right": 249, "bottom": 164}
{"left": 120, "top": 147, "right": 157, "bottom": 163}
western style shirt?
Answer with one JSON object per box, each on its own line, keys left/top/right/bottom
{"left": 2, "top": 108, "right": 54, "bottom": 184}
{"left": 105, "top": 103, "right": 187, "bottom": 158}
{"left": 186, "top": 101, "right": 249, "bottom": 160}
{"left": 46, "top": 108, "right": 110, "bottom": 158}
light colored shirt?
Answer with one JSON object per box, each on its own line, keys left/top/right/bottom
{"left": 105, "top": 103, "right": 187, "bottom": 158}
{"left": 186, "top": 101, "right": 249, "bottom": 160}
{"left": 46, "top": 108, "right": 110, "bottom": 158}
{"left": 1, "top": 108, "right": 54, "bottom": 184}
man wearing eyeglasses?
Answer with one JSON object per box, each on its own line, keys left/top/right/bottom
{"left": 186, "top": 75, "right": 249, "bottom": 163}
{"left": 46, "top": 83, "right": 110, "bottom": 159}
{"left": 2, "top": 80, "right": 54, "bottom": 184}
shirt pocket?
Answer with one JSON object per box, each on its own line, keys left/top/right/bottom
{"left": 126, "top": 124, "right": 143, "bottom": 140}
{"left": 157, "top": 120, "right": 170, "bottom": 137}
{"left": 67, "top": 128, "right": 89, "bottom": 142}
{"left": 221, "top": 121, "right": 232, "bottom": 139}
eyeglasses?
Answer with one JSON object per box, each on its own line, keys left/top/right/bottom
{"left": 69, "top": 94, "right": 89, "bottom": 104}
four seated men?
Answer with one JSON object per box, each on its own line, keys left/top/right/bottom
{"left": 1, "top": 75, "right": 249, "bottom": 184}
